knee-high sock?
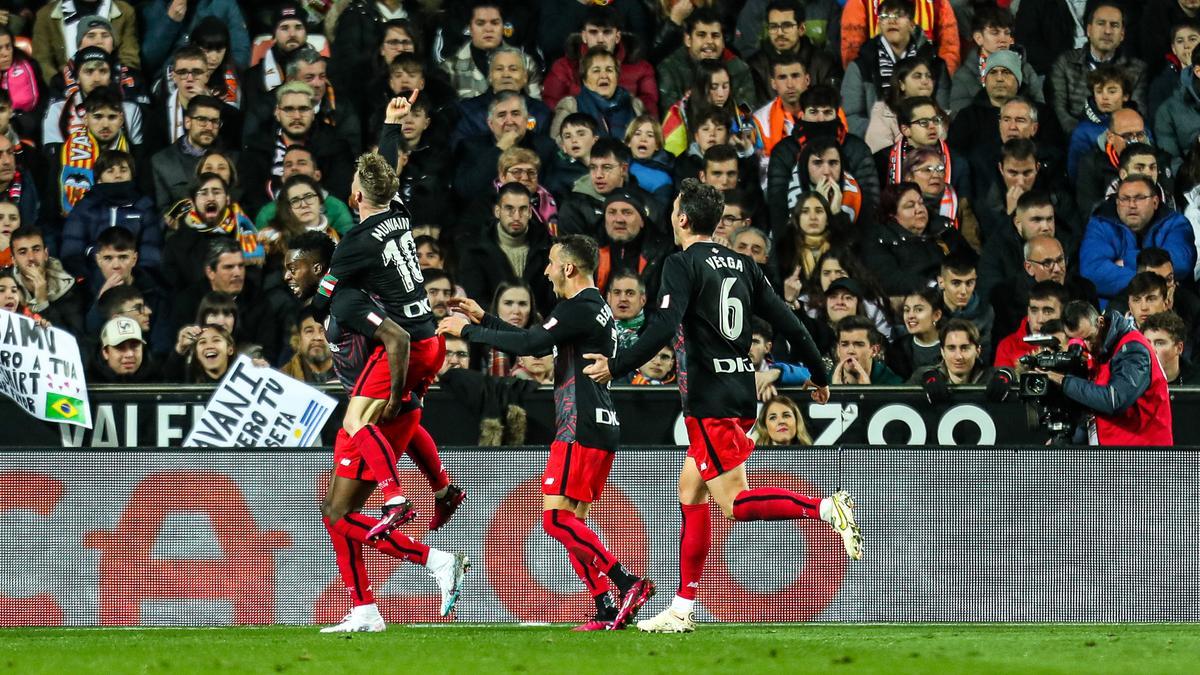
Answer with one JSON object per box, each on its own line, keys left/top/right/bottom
{"left": 677, "top": 503, "right": 711, "bottom": 601}
{"left": 351, "top": 424, "right": 404, "bottom": 502}
{"left": 541, "top": 509, "right": 617, "bottom": 573}
{"left": 323, "top": 516, "right": 374, "bottom": 606}
{"left": 381, "top": 412, "right": 450, "bottom": 493}
{"left": 330, "top": 512, "right": 430, "bottom": 566}
{"left": 732, "top": 487, "right": 821, "bottom": 521}
{"left": 569, "top": 552, "right": 606, "bottom": 596}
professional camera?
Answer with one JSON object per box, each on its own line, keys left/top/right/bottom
{"left": 1017, "top": 334, "right": 1089, "bottom": 443}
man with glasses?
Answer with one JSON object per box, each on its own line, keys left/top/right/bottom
{"left": 1081, "top": 174, "right": 1195, "bottom": 301}
{"left": 239, "top": 81, "right": 354, "bottom": 214}
{"left": 1077, "top": 111, "right": 1173, "bottom": 215}
{"left": 150, "top": 94, "right": 228, "bottom": 211}
{"left": 145, "top": 46, "right": 241, "bottom": 155}
{"left": 876, "top": 96, "right": 970, "bottom": 199}
{"left": 747, "top": 0, "right": 839, "bottom": 101}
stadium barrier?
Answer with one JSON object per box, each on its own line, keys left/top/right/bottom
{"left": 1, "top": 446, "right": 1195, "bottom": 626}
{"left": 4, "top": 384, "right": 1199, "bottom": 447}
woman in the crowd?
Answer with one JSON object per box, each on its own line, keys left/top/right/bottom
{"left": 262, "top": 175, "right": 341, "bottom": 260}
{"left": 186, "top": 324, "right": 238, "bottom": 384}
{"left": 663, "top": 59, "right": 757, "bottom": 157}
{"left": 775, "top": 190, "right": 852, "bottom": 298}
{"left": 551, "top": 48, "right": 645, "bottom": 140}
{"left": 790, "top": 247, "right": 895, "bottom": 342}
{"left": 0, "top": 268, "right": 48, "bottom": 326}
{"left": 863, "top": 182, "right": 971, "bottom": 300}
{"left": 902, "top": 146, "right": 976, "bottom": 236}
{"left": 890, "top": 286, "right": 946, "bottom": 379}
{"left": 865, "top": 56, "right": 942, "bottom": 153}
{"left": 772, "top": 137, "right": 866, "bottom": 238}
{"left": 0, "top": 25, "right": 44, "bottom": 139}
{"left": 908, "top": 318, "right": 995, "bottom": 385}
{"left": 625, "top": 114, "right": 674, "bottom": 205}
{"left": 0, "top": 201, "right": 18, "bottom": 267}
{"left": 189, "top": 17, "right": 242, "bottom": 109}
{"left": 481, "top": 281, "right": 539, "bottom": 377}
{"left": 753, "top": 395, "right": 813, "bottom": 446}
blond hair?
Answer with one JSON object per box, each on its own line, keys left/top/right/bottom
{"left": 276, "top": 80, "right": 315, "bottom": 105}
{"left": 752, "top": 396, "right": 813, "bottom": 446}
{"left": 498, "top": 146, "right": 540, "bottom": 176}
{"left": 354, "top": 152, "right": 399, "bottom": 207}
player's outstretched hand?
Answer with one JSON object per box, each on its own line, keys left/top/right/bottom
{"left": 583, "top": 353, "right": 613, "bottom": 384}
{"left": 437, "top": 315, "right": 469, "bottom": 337}
{"left": 446, "top": 296, "right": 485, "bottom": 323}
{"left": 804, "top": 381, "right": 831, "bottom": 404}
{"left": 385, "top": 89, "right": 419, "bottom": 124}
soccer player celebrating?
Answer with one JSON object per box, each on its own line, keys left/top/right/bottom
{"left": 437, "top": 235, "right": 655, "bottom": 631}
{"left": 584, "top": 179, "right": 863, "bottom": 633}
{"left": 285, "top": 232, "right": 467, "bottom": 632}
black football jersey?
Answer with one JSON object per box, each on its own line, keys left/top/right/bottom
{"left": 610, "top": 241, "right": 828, "bottom": 419}
{"left": 313, "top": 201, "right": 435, "bottom": 341}
{"left": 463, "top": 287, "right": 620, "bottom": 451}
{"left": 324, "top": 287, "right": 388, "bottom": 393}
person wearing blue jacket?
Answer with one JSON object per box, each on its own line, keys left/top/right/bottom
{"left": 140, "top": 0, "right": 251, "bottom": 75}
{"left": 1080, "top": 174, "right": 1197, "bottom": 302}
{"left": 59, "top": 151, "right": 164, "bottom": 285}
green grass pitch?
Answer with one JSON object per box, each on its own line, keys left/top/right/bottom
{"left": 1, "top": 624, "right": 1197, "bottom": 674}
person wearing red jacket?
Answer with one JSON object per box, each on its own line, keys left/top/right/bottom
{"left": 542, "top": 6, "right": 659, "bottom": 117}
{"left": 994, "top": 280, "right": 1069, "bottom": 368}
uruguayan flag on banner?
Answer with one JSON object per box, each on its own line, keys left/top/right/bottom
{"left": 184, "top": 355, "right": 337, "bottom": 448}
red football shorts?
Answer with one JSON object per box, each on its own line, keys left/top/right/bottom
{"left": 332, "top": 429, "right": 372, "bottom": 481}
{"left": 684, "top": 417, "right": 755, "bottom": 481}
{"left": 351, "top": 335, "right": 445, "bottom": 401}
{"left": 543, "top": 441, "right": 615, "bottom": 503}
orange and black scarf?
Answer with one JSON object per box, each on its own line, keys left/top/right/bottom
{"left": 59, "top": 130, "right": 128, "bottom": 214}
{"left": 887, "top": 136, "right": 953, "bottom": 185}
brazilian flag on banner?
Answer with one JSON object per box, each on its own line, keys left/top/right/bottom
{"left": 45, "top": 394, "right": 84, "bottom": 422}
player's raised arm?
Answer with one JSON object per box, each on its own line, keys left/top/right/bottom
{"left": 600, "top": 254, "right": 693, "bottom": 381}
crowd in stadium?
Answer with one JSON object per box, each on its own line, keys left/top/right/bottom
{"left": 0, "top": 0, "right": 1195, "bottom": 436}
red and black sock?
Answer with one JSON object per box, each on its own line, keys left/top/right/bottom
{"left": 541, "top": 509, "right": 617, "bottom": 574}
{"left": 331, "top": 512, "right": 430, "bottom": 566}
{"left": 404, "top": 424, "right": 451, "bottom": 494}
{"left": 351, "top": 424, "right": 405, "bottom": 502}
{"left": 732, "top": 487, "right": 820, "bottom": 521}
{"left": 568, "top": 551, "right": 606, "bottom": 596}
{"left": 677, "top": 503, "right": 711, "bottom": 601}
{"left": 323, "top": 516, "right": 374, "bottom": 606}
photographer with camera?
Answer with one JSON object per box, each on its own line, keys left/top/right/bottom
{"left": 1031, "top": 301, "right": 1173, "bottom": 446}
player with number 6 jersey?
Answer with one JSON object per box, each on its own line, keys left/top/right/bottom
{"left": 583, "top": 179, "right": 863, "bottom": 634}
{"left": 438, "top": 234, "right": 655, "bottom": 632}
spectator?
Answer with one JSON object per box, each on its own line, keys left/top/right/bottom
{"left": 415, "top": 236, "right": 447, "bottom": 271}
{"left": 656, "top": 8, "right": 755, "bottom": 111}
{"left": 1080, "top": 174, "right": 1195, "bottom": 301}
{"left": 33, "top": 4, "right": 141, "bottom": 82}
{"left": 1142, "top": 310, "right": 1197, "bottom": 384}
{"left": 187, "top": 17, "right": 245, "bottom": 110}
{"left": 440, "top": 2, "right": 541, "bottom": 100}
{"left": 453, "top": 91, "right": 556, "bottom": 201}
{"left": 261, "top": 174, "right": 343, "bottom": 260}
{"left": 624, "top": 115, "right": 673, "bottom": 205}
{"left": 42, "top": 46, "right": 144, "bottom": 149}
{"left": 139, "top": 0, "right": 251, "bottom": 74}
{"left": 751, "top": 53, "right": 811, "bottom": 167}
{"left": 376, "top": 92, "right": 455, "bottom": 228}
{"left": 1123, "top": 271, "right": 1171, "bottom": 329}
{"left": 979, "top": 190, "right": 1059, "bottom": 309}
{"left": 828, "top": 314, "right": 903, "bottom": 385}
{"left": 841, "top": 0, "right": 950, "bottom": 138}
{"left": 239, "top": 81, "right": 353, "bottom": 214}
{"left": 91, "top": 315, "right": 158, "bottom": 383}
{"left": 512, "top": 352, "right": 555, "bottom": 385}
{"left": 902, "top": 146, "right": 975, "bottom": 240}
{"left": 0, "top": 200, "right": 17, "bottom": 266}
{"left": 892, "top": 286, "right": 944, "bottom": 379}
{"left": 802, "top": 247, "right": 896, "bottom": 340}
{"left": 875, "top": 96, "right": 969, "bottom": 199}
{"left": 731, "top": 225, "right": 771, "bottom": 266}
{"left": 911, "top": 317, "right": 994, "bottom": 385}
{"left": 802, "top": 276, "right": 870, "bottom": 354}
{"left": 557, "top": 137, "right": 658, "bottom": 238}
{"left": 622, "top": 345, "right": 677, "bottom": 385}
{"left": 144, "top": 47, "right": 241, "bottom": 156}
{"left": 863, "top": 56, "right": 944, "bottom": 153}
{"left": 330, "top": 11, "right": 436, "bottom": 130}
{"left": 974, "top": 140, "right": 1072, "bottom": 248}
{"left": 840, "top": 0, "right": 960, "bottom": 75}
{"left": 862, "top": 181, "right": 970, "bottom": 298}
{"left": 606, "top": 269, "right": 646, "bottom": 350}
{"left": 457, "top": 182, "right": 554, "bottom": 312}
{"left": 950, "top": 6, "right": 1043, "bottom": 115}
{"left": 1048, "top": 1, "right": 1148, "bottom": 136}
{"left": 0, "top": 26, "right": 43, "bottom": 139}
{"left": 53, "top": 88, "right": 141, "bottom": 220}
{"left": 1135, "top": 246, "right": 1200, "bottom": 329}
{"left": 439, "top": 335, "right": 473, "bottom": 377}
{"left": 696, "top": 144, "right": 750, "bottom": 195}
{"left": 1155, "top": 45, "right": 1200, "bottom": 161}
{"left": 150, "top": 94, "right": 228, "bottom": 212}
{"left": 1148, "top": 20, "right": 1200, "bottom": 121}
{"left": 1141, "top": 1, "right": 1200, "bottom": 77}
{"left": 662, "top": 59, "right": 758, "bottom": 158}
{"left": 752, "top": 395, "right": 813, "bottom": 446}
{"left": 93, "top": 277, "right": 170, "bottom": 358}
{"left": 61, "top": 150, "right": 164, "bottom": 281}
{"left": 162, "top": 173, "right": 261, "bottom": 294}
{"left": 670, "top": 108, "right": 746, "bottom": 185}
{"left": 423, "top": 269, "right": 457, "bottom": 320}
{"left": 938, "top": 253, "right": 994, "bottom": 355}
{"left": 243, "top": 2, "right": 312, "bottom": 109}
{"left": 252, "top": 145, "right": 354, "bottom": 236}
{"left": 593, "top": 189, "right": 670, "bottom": 296}
{"left": 481, "top": 280, "right": 538, "bottom": 376}
{"left": 0, "top": 268, "right": 46, "bottom": 324}
{"left": 993, "top": 234, "right": 1101, "bottom": 338}
{"left": 460, "top": 145, "right": 560, "bottom": 243}
{"left": 993, "top": 280, "right": 1069, "bottom": 369}
{"left": 280, "top": 306, "right": 335, "bottom": 384}
{"left": 748, "top": 0, "right": 839, "bottom": 99}
{"left": 10, "top": 225, "right": 86, "bottom": 335}
{"left": 550, "top": 47, "right": 645, "bottom": 140}
{"left": 450, "top": 45, "right": 552, "bottom": 150}
{"left": 946, "top": 50, "right": 1028, "bottom": 156}
{"left": 1067, "top": 64, "right": 1132, "bottom": 180}
{"left": 543, "top": 5, "right": 659, "bottom": 116}
{"left": 546, "top": 112, "right": 597, "bottom": 199}
{"left": 184, "top": 323, "right": 236, "bottom": 383}
{"left": 775, "top": 190, "right": 851, "bottom": 295}
{"left": 717, "top": 189, "right": 758, "bottom": 247}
